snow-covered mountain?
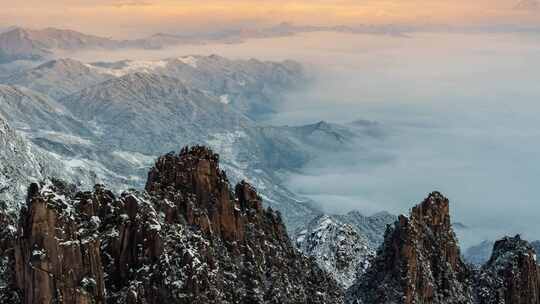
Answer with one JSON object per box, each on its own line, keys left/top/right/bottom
{"left": 0, "top": 114, "right": 96, "bottom": 206}
{"left": 1, "top": 58, "right": 112, "bottom": 99}
{"left": 295, "top": 215, "right": 375, "bottom": 288}
{"left": 60, "top": 72, "right": 251, "bottom": 153}
{"left": 0, "top": 114, "right": 50, "bottom": 204}
{"left": 2, "top": 56, "right": 305, "bottom": 119}
{"left": 0, "top": 84, "right": 90, "bottom": 134}
{"left": 333, "top": 210, "right": 397, "bottom": 248}
{"left": 294, "top": 211, "right": 396, "bottom": 287}
{"left": 0, "top": 54, "right": 383, "bottom": 232}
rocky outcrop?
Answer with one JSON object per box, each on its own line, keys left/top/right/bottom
{"left": 1, "top": 146, "right": 343, "bottom": 304}
{"left": 345, "top": 192, "right": 540, "bottom": 304}
{"left": 4, "top": 146, "right": 540, "bottom": 304}
{"left": 475, "top": 235, "right": 540, "bottom": 304}
{"left": 346, "top": 192, "right": 474, "bottom": 304}
{"left": 14, "top": 180, "right": 105, "bottom": 304}
{"left": 0, "top": 200, "right": 18, "bottom": 303}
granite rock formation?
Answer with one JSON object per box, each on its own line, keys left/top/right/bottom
{"left": 346, "top": 192, "right": 474, "bottom": 304}
{"left": 1, "top": 146, "right": 343, "bottom": 304}
{"left": 475, "top": 235, "right": 540, "bottom": 304}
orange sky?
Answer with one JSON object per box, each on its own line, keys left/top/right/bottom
{"left": 1, "top": 0, "right": 538, "bottom": 38}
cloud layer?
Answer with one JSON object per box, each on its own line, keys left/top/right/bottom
{"left": 2, "top": 0, "right": 540, "bottom": 38}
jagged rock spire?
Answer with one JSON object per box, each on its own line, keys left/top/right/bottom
{"left": 475, "top": 235, "right": 540, "bottom": 304}
{"left": 1, "top": 146, "right": 343, "bottom": 304}
{"left": 347, "top": 192, "right": 474, "bottom": 304}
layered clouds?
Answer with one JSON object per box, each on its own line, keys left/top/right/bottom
{"left": 2, "top": 0, "right": 540, "bottom": 38}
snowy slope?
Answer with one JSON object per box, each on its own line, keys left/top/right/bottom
{"left": 0, "top": 84, "right": 90, "bottom": 135}
{"left": 295, "top": 211, "right": 396, "bottom": 287}
{"left": 1, "top": 56, "right": 305, "bottom": 119}
{"left": 1, "top": 58, "right": 112, "bottom": 99}
{"left": 0, "top": 114, "right": 97, "bottom": 207}
{"left": 295, "top": 215, "right": 374, "bottom": 288}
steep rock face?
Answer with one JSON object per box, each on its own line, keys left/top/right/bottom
{"left": 295, "top": 215, "right": 374, "bottom": 288}
{"left": 475, "top": 235, "right": 540, "bottom": 304}
{"left": 0, "top": 200, "right": 18, "bottom": 303}
{"left": 134, "top": 146, "right": 343, "bottom": 303}
{"left": 347, "top": 192, "right": 474, "bottom": 304}
{"left": 3, "top": 146, "right": 343, "bottom": 304}
{"left": 14, "top": 180, "right": 105, "bottom": 304}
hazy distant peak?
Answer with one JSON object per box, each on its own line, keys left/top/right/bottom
{"left": 37, "top": 58, "right": 88, "bottom": 69}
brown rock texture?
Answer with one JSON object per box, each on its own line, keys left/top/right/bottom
{"left": 0, "top": 200, "right": 19, "bottom": 303}
{"left": 346, "top": 192, "right": 474, "bottom": 304}
{"left": 14, "top": 180, "right": 106, "bottom": 304}
{"left": 0, "top": 146, "right": 343, "bottom": 304}
{"left": 475, "top": 235, "right": 540, "bottom": 304}
{"left": 3, "top": 147, "right": 539, "bottom": 304}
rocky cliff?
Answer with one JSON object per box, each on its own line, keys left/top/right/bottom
{"left": 346, "top": 192, "right": 474, "bottom": 304}
{"left": 346, "top": 192, "right": 540, "bottom": 304}
{"left": 475, "top": 235, "right": 540, "bottom": 304}
{"left": 0, "top": 146, "right": 343, "bottom": 304}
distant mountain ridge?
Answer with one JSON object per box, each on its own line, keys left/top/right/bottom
{"left": 0, "top": 24, "right": 409, "bottom": 64}
{"left": 1, "top": 56, "right": 305, "bottom": 119}
{"left": 0, "top": 27, "right": 131, "bottom": 63}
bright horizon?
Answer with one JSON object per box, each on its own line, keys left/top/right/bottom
{"left": 2, "top": 0, "right": 540, "bottom": 38}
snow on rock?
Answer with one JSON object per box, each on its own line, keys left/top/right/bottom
{"left": 295, "top": 215, "right": 375, "bottom": 288}
{"left": 85, "top": 60, "right": 168, "bottom": 77}
{"left": 474, "top": 235, "right": 540, "bottom": 304}
{"left": 111, "top": 150, "right": 155, "bottom": 168}
{"left": 0, "top": 146, "right": 344, "bottom": 303}
{"left": 219, "top": 94, "right": 230, "bottom": 104}
{"left": 176, "top": 56, "right": 198, "bottom": 68}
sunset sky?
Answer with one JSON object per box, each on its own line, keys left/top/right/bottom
{"left": 1, "top": 0, "right": 539, "bottom": 38}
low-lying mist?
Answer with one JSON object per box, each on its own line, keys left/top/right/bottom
{"left": 69, "top": 31, "right": 540, "bottom": 248}
{"left": 271, "top": 32, "right": 540, "bottom": 248}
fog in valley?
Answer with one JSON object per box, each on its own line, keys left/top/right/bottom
{"left": 66, "top": 31, "right": 540, "bottom": 247}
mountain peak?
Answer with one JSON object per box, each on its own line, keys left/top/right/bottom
{"left": 146, "top": 145, "right": 224, "bottom": 195}
{"left": 488, "top": 234, "right": 535, "bottom": 265}
{"left": 2, "top": 146, "right": 344, "bottom": 303}
{"left": 347, "top": 192, "right": 472, "bottom": 304}
{"left": 410, "top": 191, "right": 451, "bottom": 229}
{"left": 476, "top": 234, "right": 540, "bottom": 303}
